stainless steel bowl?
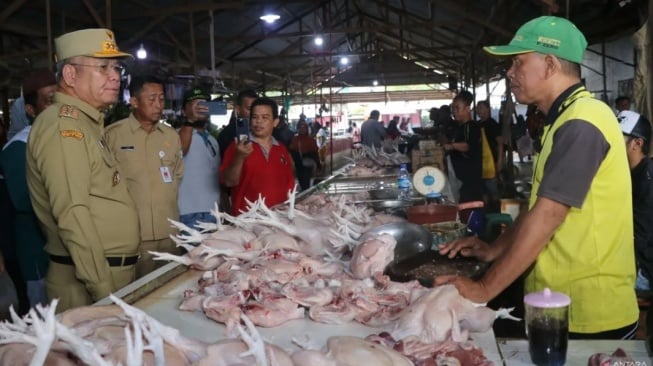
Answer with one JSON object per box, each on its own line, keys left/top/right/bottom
{"left": 362, "top": 222, "right": 433, "bottom": 262}
{"left": 369, "top": 188, "right": 400, "bottom": 200}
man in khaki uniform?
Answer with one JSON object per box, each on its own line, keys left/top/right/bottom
{"left": 105, "top": 75, "right": 183, "bottom": 278}
{"left": 26, "top": 28, "right": 140, "bottom": 312}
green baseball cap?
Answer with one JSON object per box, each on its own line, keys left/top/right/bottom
{"left": 183, "top": 87, "right": 209, "bottom": 107}
{"left": 483, "top": 16, "right": 587, "bottom": 64}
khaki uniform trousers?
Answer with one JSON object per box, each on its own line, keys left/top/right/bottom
{"left": 136, "top": 237, "right": 180, "bottom": 278}
{"left": 46, "top": 261, "right": 135, "bottom": 313}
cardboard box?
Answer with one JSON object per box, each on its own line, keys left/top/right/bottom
{"left": 418, "top": 140, "right": 438, "bottom": 150}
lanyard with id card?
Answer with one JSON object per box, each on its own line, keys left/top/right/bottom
{"left": 159, "top": 150, "right": 173, "bottom": 183}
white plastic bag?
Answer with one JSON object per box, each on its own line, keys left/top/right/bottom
{"left": 445, "top": 155, "right": 462, "bottom": 204}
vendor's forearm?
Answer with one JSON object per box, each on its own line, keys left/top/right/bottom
{"left": 446, "top": 142, "right": 469, "bottom": 152}
{"left": 454, "top": 142, "right": 469, "bottom": 152}
{"left": 223, "top": 156, "right": 247, "bottom": 187}
{"left": 479, "top": 198, "right": 568, "bottom": 299}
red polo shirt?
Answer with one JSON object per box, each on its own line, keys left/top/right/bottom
{"left": 220, "top": 140, "right": 295, "bottom": 216}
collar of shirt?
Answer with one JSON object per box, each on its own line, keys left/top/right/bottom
{"left": 251, "top": 136, "right": 280, "bottom": 160}
{"left": 127, "top": 113, "right": 163, "bottom": 133}
{"left": 54, "top": 92, "right": 104, "bottom": 125}
{"left": 543, "top": 82, "right": 586, "bottom": 127}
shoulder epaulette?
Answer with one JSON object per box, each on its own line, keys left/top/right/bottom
{"left": 58, "top": 105, "right": 79, "bottom": 120}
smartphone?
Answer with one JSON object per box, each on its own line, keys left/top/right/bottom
{"left": 207, "top": 101, "right": 227, "bottom": 115}
{"left": 236, "top": 117, "right": 250, "bottom": 142}
{"left": 197, "top": 101, "right": 210, "bottom": 117}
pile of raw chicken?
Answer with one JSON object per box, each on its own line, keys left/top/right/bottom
{"left": 345, "top": 145, "right": 411, "bottom": 177}
{"left": 0, "top": 188, "right": 516, "bottom": 365}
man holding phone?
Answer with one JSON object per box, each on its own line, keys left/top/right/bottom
{"left": 177, "top": 87, "right": 220, "bottom": 229}
{"left": 217, "top": 89, "right": 258, "bottom": 158}
{"left": 220, "top": 97, "right": 295, "bottom": 216}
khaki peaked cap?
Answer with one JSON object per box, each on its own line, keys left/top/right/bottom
{"left": 55, "top": 28, "right": 133, "bottom": 61}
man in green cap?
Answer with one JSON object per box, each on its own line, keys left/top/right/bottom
{"left": 26, "top": 28, "right": 141, "bottom": 312}
{"left": 437, "top": 16, "right": 638, "bottom": 339}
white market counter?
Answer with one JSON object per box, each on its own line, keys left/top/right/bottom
{"left": 98, "top": 262, "right": 503, "bottom": 363}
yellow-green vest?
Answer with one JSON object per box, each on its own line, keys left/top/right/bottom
{"left": 526, "top": 86, "right": 638, "bottom": 333}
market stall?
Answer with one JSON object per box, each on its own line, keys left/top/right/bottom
{"left": 100, "top": 264, "right": 502, "bottom": 365}
{"left": 88, "top": 157, "right": 509, "bottom": 365}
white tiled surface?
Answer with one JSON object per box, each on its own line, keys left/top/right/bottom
{"left": 127, "top": 268, "right": 502, "bottom": 363}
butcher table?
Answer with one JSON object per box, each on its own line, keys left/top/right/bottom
{"left": 97, "top": 262, "right": 504, "bottom": 364}
{"left": 498, "top": 338, "right": 650, "bottom": 365}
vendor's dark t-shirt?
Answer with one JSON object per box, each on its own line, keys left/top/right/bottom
{"left": 450, "top": 121, "right": 483, "bottom": 202}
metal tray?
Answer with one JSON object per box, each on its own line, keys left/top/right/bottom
{"left": 385, "top": 251, "right": 488, "bottom": 287}
{"left": 354, "top": 198, "right": 427, "bottom": 211}
{"left": 320, "top": 175, "right": 398, "bottom": 195}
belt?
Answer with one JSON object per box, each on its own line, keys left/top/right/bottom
{"left": 50, "top": 254, "right": 139, "bottom": 267}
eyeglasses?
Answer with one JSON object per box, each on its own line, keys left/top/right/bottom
{"left": 68, "top": 62, "right": 125, "bottom": 77}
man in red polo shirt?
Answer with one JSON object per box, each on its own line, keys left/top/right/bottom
{"left": 221, "top": 97, "right": 296, "bottom": 215}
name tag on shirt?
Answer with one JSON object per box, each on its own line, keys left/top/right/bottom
{"left": 120, "top": 146, "right": 135, "bottom": 151}
{"left": 160, "top": 166, "right": 173, "bottom": 183}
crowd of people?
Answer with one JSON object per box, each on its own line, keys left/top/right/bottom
{"left": 0, "top": 14, "right": 651, "bottom": 344}
{"left": 0, "top": 28, "right": 340, "bottom": 315}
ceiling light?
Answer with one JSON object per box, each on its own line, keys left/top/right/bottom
{"left": 314, "top": 36, "right": 323, "bottom": 46}
{"left": 260, "top": 13, "right": 280, "bottom": 23}
{"left": 136, "top": 44, "right": 147, "bottom": 60}
{"left": 340, "top": 57, "right": 349, "bottom": 65}
{"left": 373, "top": 80, "right": 378, "bottom": 86}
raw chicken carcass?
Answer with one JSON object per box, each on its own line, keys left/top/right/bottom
{"left": 326, "top": 336, "right": 413, "bottom": 366}
{"left": 391, "top": 285, "right": 517, "bottom": 343}
{"left": 292, "top": 349, "right": 340, "bottom": 366}
{"left": 309, "top": 298, "right": 360, "bottom": 325}
{"left": 195, "top": 340, "right": 294, "bottom": 366}
{"left": 195, "top": 311, "right": 295, "bottom": 366}
{"left": 281, "top": 279, "right": 335, "bottom": 307}
{"left": 349, "top": 233, "right": 396, "bottom": 279}
{"left": 242, "top": 296, "right": 306, "bottom": 327}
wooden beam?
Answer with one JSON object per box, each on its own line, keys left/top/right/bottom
{"left": 81, "top": 0, "right": 106, "bottom": 28}
{"left": 0, "top": 0, "right": 29, "bottom": 23}
{"left": 124, "top": 14, "right": 167, "bottom": 47}
{"left": 106, "top": 0, "right": 112, "bottom": 29}
{"left": 162, "top": 28, "right": 192, "bottom": 62}
{"left": 115, "top": 2, "right": 244, "bottom": 19}
{"left": 432, "top": 0, "right": 513, "bottom": 38}
{"left": 0, "top": 22, "right": 47, "bottom": 37}
{"left": 231, "top": 45, "right": 471, "bottom": 62}
{"left": 221, "top": 1, "right": 329, "bottom": 62}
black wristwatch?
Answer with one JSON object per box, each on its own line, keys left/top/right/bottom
{"left": 183, "top": 120, "right": 195, "bottom": 127}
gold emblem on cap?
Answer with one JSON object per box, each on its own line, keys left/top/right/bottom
{"left": 113, "top": 171, "right": 121, "bottom": 186}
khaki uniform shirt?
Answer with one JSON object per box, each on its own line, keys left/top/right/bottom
{"left": 105, "top": 114, "right": 183, "bottom": 241}
{"left": 26, "top": 92, "right": 141, "bottom": 300}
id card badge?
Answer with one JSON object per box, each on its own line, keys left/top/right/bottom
{"left": 160, "top": 166, "right": 173, "bottom": 183}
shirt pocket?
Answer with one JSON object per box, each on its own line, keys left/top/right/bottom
{"left": 100, "top": 143, "right": 117, "bottom": 168}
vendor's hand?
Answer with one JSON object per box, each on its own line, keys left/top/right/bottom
{"left": 234, "top": 137, "right": 253, "bottom": 157}
{"left": 438, "top": 236, "right": 494, "bottom": 262}
{"left": 433, "top": 275, "right": 492, "bottom": 304}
